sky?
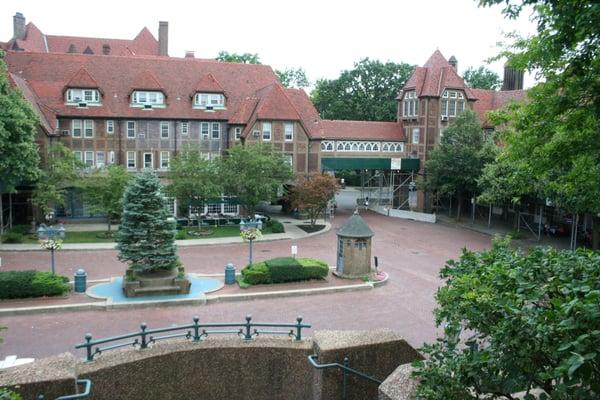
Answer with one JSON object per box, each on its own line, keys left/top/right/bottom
{"left": 0, "top": 0, "right": 538, "bottom": 88}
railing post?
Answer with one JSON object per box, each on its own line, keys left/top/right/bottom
{"left": 192, "top": 316, "right": 201, "bottom": 342}
{"left": 84, "top": 333, "right": 93, "bottom": 362}
{"left": 295, "top": 315, "right": 304, "bottom": 340}
{"left": 244, "top": 314, "right": 252, "bottom": 340}
{"left": 140, "top": 323, "right": 148, "bottom": 349}
{"left": 342, "top": 356, "right": 349, "bottom": 400}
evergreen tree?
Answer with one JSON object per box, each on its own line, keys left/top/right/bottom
{"left": 116, "top": 171, "right": 179, "bottom": 272}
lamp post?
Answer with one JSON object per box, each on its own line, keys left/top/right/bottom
{"left": 240, "top": 218, "right": 263, "bottom": 266}
{"left": 37, "top": 223, "right": 66, "bottom": 274}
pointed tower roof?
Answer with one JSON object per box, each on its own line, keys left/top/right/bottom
{"left": 255, "top": 84, "right": 301, "bottom": 120}
{"left": 337, "top": 211, "right": 374, "bottom": 238}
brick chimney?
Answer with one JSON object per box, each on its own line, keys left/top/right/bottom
{"left": 13, "top": 12, "right": 26, "bottom": 40}
{"left": 448, "top": 55, "right": 458, "bottom": 71}
{"left": 185, "top": 51, "right": 195, "bottom": 58}
{"left": 159, "top": 21, "right": 168, "bottom": 56}
{"left": 502, "top": 62, "right": 524, "bottom": 90}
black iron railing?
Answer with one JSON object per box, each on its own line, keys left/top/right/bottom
{"left": 76, "top": 315, "right": 310, "bottom": 362}
{"left": 308, "top": 354, "right": 382, "bottom": 400}
{"left": 37, "top": 379, "right": 92, "bottom": 400}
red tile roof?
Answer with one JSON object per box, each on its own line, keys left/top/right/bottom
{"left": 6, "top": 23, "right": 159, "bottom": 56}
{"left": 64, "top": 67, "right": 100, "bottom": 91}
{"left": 6, "top": 51, "right": 281, "bottom": 122}
{"left": 130, "top": 70, "right": 164, "bottom": 92}
{"left": 317, "top": 120, "right": 405, "bottom": 141}
{"left": 471, "top": 88, "right": 527, "bottom": 128}
{"left": 192, "top": 73, "right": 225, "bottom": 95}
{"left": 285, "top": 88, "right": 324, "bottom": 138}
{"left": 9, "top": 72, "right": 54, "bottom": 134}
{"left": 254, "top": 84, "right": 301, "bottom": 120}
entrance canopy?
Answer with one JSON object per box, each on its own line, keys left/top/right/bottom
{"left": 321, "top": 157, "right": 419, "bottom": 171}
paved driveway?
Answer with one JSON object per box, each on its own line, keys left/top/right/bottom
{"left": 0, "top": 209, "right": 490, "bottom": 359}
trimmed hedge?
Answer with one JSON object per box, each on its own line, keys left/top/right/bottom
{"left": 241, "top": 257, "right": 328, "bottom": 285}
{"left": 269, "top": 219, "right": 285, "bottom": 233}
{"left": 0, "top": 270, "right": 70, "bottom": 299}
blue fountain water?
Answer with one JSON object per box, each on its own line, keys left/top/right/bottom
{"left": 88, "top": 275, "right": 222, "bottom": 304}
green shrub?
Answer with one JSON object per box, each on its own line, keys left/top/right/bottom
{"left": 241, "top": 257, "right": 329, "bottom": 285}
{"left": 241, "top": 262, "right": 271, "bottom": 285}
{"left": 175, "top": 230, "right": 187, "bottom": 240}
{"left": 269, "top": 219, "right": 285, "bottom": 233}
{"left": 1, "top": 231, "right": 23, "bottom": 243}
{"left": 0, "top": 270, "right": 70, "bottom": 299}
{"left": 9, "top": 225, "right": 31, "bottom": 235}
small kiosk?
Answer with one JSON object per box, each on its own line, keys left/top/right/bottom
{"left": 335, "top": 211, "right": 374, "bottom": 278}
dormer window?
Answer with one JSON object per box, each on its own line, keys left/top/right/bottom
{"left": 66, "top": 88, "right": 100, "bottom": 105}
{"left": 131, "top": 91, "right": 165, "bottom": 108}
{"left": 194, "top": 93, "right": 225, "bottom": 109}
{"left": 402, "top": 91, "right": 418, "bottom": 118}
{"left": 441, "top": 90, "right": 465, "bottom": 118}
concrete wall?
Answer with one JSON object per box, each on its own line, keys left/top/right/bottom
{"left": 370, "top": 204, "right": 436, "bottom": 223}
{"left": 1, "top": 331, "right": 422, "bottom": 400}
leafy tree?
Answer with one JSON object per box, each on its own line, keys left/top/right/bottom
{"left": 79, "top": 165, "right": 131, "bottom": 234}
{"left": 478, "top": 0, "right": 600, "bottom": 248}
{"left": 463, "top": 66, "right": 502, "bottom": 90}
{"left": 311, "top": 58, "right": 415, "bottom": 121}
{"left": 216, "top": 51, "right": 261, "bottom": 64}
{"left": 166, "top": 146, "right": 222, "bottom": 217}
{"left": 275, "top": 67, "right": 310, "bottom": 88}
{"left": 423, "top": 110, "right": 495, "bottom": 220}
{"left": 116, "top": 171, "right": 179, "bottom": 272}
{"left": 413, "top": 237, "right": 600, "bottom": 399}
{"left": 288, "top": 173, "right": 339, "bottom": 226}
{"left": 219, "top": 144, "right": 293, "bottom": 215}
{"left": 0, "top": 50, "right": 40, "bottom": 234}
{"left": 31, "top": 143, "right": 83, "bottom": 218}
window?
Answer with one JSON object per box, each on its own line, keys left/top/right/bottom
{"left": 201, "top": 122, "right": 209, "bottom": 139}
{"left": 211, "top": 123, "right": 220, "bottom": 139}
{"left": 66, "top": 89, "right": 100, "bottom": 104}
{"left": 412, "top": 128, "right": 420, "bottom": 144}
{"left": 181, "top": 122, "right": 189, "bottom": 135}
{"left": 73, "top": 151, "right": 82, "bottom": 162}
{"left": 223, "top": 203, "right": 238, "bottom": 215}
{"left": 96, "top": 152, "right": 105, "bottom": 168}
{"left": 127, "top": 151, "right": 136, "bottom": 169}
{"left": 72, "top": 120, "right": 82, "bottom": 137}
{"left": 321, "top": 141, "right": 334, "bottom": 151}
{"left": 143, "top": 152, "right": 153, "bottom": 169}
{"left": 131, "top": 91, "right": 164, "bottom": 106}
{"left": 160, "top": 121, "right": 169, "bottom": 139}
{"left": 194, "top": 93, "right": 225, "bottom": 108}
{"left": 284, "top": 123, "right": 294, "bottom": 141}
{"left": 127, "top": 121, "right": 136, "bottom": 138}
{"left": 262, "top": 122, "right": 271, "bottom": 141}
{"left": 108, "top": 151, "right": 115, "bottom": 164}
{"left": 234, "top": 127, "right": 241, "bottom": 140}
{"left": 441, "top": 90, "right": 465, "bottom": 117}
{"left": 160, "top": 151, "right": 170, "bottom": 169}
{"left": 84, "top": 151, "right": 94, "bottom": 167}
{"left": 206, "top": 203, "right": 221, "bottom": 214}
{"left": 106, "top": 120, "right": 114, "bottom": 134}
{"left": 403, "top": 91, "right": 418, "bottom": 118}
{"left": 284, "top": 154, "right": 293, "bottom": 168}
{"left": 84, "top": 120, "right": 94, "bottom": 138}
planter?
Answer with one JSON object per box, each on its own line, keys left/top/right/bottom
{"left": 122, "top": 268, "right": 191, "bottom": 297}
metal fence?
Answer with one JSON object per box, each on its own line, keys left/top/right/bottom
{"left": 37, "top": 379, "right": 92, "bottom": 400}
{"left": 76, "top": 315, "right": 310, "bottom": 362}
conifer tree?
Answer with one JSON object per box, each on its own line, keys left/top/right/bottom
{"left": 116, "top": 171, "right": 179, "bottom": 272}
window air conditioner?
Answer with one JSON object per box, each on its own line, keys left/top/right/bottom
{"left": 252, "top": 130, "right": 260, "bottom": 137}
{"left": 205, "top": 106, "right": 214, "bottom": 111}
{"left": 61, "top": 130, "right": 70, "bottom": 136}
{"left": 441, "top": 116, "right": 448, "bottom": 122}
{"left": 78, "top": 102, "right": 87, "bottom": 108}
{"left": 144, "top": 104, "right": 153, "bottom": 109}
{"left": 139, "top": 133, "right": 146, "bottom": 138}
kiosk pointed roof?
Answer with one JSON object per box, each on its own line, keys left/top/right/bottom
{"left": 337, "top": 211, "right": 374, "bottom": 238}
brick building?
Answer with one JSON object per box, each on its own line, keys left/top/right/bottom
{"left": 1, "top": 13, "right": 524, "bottom": 220}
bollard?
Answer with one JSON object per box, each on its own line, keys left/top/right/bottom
{"left": 74, "top": 269, "right": 87, "bottom": 293}
{"left": 224, "top": 263, "right": 236, "bottom": 285}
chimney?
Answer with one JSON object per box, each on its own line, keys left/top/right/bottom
{"left": 158, "top": 21, "right": 168, "bottom": 56}
{"left": 102, "top": 44, "right": 111, "bottom": 55}
{"left": 13, "top": 12, "right": 26, "bottom": 40}
{"left": 502, "top": 62, "right": 524, "bottom": 91}
{"left": 448, "top": 55, "right": 458, "bottom": 71}
{"left": 185, "top": 51, "right": 195, "bottom": 58}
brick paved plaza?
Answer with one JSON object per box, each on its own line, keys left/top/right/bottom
{"left": 0, "top": 208, "right": 490, "bottom": 360}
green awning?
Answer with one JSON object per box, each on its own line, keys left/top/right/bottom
{"left": 321, "top": 157, "right": 419, "bottom": 171}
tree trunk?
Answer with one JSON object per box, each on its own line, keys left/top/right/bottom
{"left": 0, "top": 193, "right": 4, "bottom": 236}
{"left": 456, "top": 192, "right": 463, "bottom": 222}
{"left": 593, "top": 215, "right": 599, "bottom": 250}
{"left": 107, "top": 215, "right": 112, "bottom": 233}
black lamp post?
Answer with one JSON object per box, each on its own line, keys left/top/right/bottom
{"left": 37, "top": 223, "right": 66, "bottom": 274}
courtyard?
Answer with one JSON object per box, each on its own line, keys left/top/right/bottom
{"left": 0, "top": 192, "right": 491, "bottom": 360}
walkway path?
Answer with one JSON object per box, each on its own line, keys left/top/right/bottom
{"left": 0, "top": 208, "right": 492, "bottom": 359}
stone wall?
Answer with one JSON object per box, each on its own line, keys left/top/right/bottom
{"left": 0, "top": 330, "right": 422, "bottom": 400}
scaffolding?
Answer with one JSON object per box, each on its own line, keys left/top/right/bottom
{"left": 357, "top": 169, "right": 416, "bottom": 210}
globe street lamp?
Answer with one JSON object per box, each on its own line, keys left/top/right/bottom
{"left": 37, "top": 223, "right": 66, "bottom": 274}
{"left": 240, "top": 218, "right": 263, "bottom": 266}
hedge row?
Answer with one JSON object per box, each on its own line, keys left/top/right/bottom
{"left": 266, "top": 219, "right": 285, "bottom": 233}
{"left": 241, "top": 257, "right": 328, "bottom": 285}
{"left": 0, "top": 270, "right": 70, "bottom": 299}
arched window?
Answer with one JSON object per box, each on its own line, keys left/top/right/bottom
{"left": 382, "top": 143, "right": 389, "bottom": 152}
{"left": 344, "top": 143, "right": 351, "bottom": 151}
{"left": 351, "top": 143, "right": 358, "bottom": 151}
{"left": 327, "top": 142, "right": 333, "bottom": 151}
{"left": 372, "top": 143, "right": 379, "bottom": 151}
{"left": 365, "top": 143, "right": 372, "bottom": 151}
{"left": 337, "top": 142, "right": 344, "bottom": 151}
